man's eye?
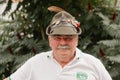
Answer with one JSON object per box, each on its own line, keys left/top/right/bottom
{"left": 55, "top": 37, "right": 61, "bottom": 40}
{"left": 53, "top": 37, "right": 61, "bottom": 40}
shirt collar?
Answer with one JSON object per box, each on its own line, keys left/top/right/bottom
{"left": 74, "top": 48, "right": 84, "bottom": 60}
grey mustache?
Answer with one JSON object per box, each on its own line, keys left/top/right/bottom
{"left": 57, "top": 45, "right": 70, "bottom": 49}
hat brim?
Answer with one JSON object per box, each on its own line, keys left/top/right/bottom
{"left": 49, "top": 26, "right": 81, "bottom": 35}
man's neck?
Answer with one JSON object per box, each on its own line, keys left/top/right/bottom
{"left": 53, "top": 53, "right": 75, "bottom": 68}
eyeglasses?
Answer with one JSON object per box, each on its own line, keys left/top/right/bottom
{"left": 51, "top": 35, "right": 77, "bottom": 41}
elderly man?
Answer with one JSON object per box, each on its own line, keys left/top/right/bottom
{"left": 4, "top": 11, "right": 112, "bottom": 80}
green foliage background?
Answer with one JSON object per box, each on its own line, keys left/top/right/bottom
{"left": 0, "top": 0, "right": 120, "bottom": 80}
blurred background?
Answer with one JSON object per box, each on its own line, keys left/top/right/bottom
{"left": 0, "top": 0, "right": 120, "bottom": 80}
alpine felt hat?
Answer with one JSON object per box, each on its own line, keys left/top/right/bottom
{"left": 46, "top": 11, "right": 82, "bottom": 35}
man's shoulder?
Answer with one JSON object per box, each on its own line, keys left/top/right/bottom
{"left": 28, "top": 50, "right": 52, "bottom": 62}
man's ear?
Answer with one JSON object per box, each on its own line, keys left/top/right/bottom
{"left": 48, "top": 36, "right": 51, "bottom": 41}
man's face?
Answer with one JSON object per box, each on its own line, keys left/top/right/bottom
{"left": 48, "top": 35, "right": 78, "bottom": 58}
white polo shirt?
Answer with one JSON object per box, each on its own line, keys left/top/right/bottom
{"left": 10, "top": 48, "right": 112, "bottom": 80}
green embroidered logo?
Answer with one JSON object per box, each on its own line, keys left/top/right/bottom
{"left": 76, "top": 72, "right": 88, "bottom": 80}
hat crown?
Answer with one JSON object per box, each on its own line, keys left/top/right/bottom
{"left": 51, "top": 11, "right": 76, "bottom": 24}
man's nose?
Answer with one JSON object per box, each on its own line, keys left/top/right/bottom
{"left": 59, "top": 38, "right": 67, "bottom": 45}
